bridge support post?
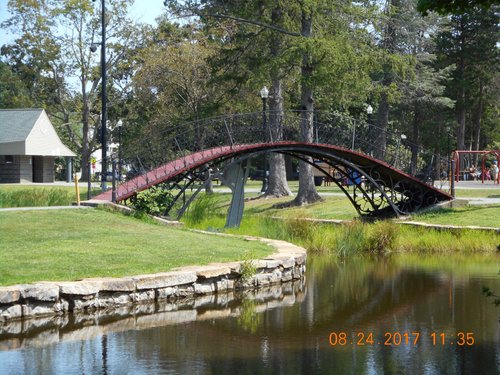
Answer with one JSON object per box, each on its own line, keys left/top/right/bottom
{"left": 221, "top": 160, "right": 250, "bottom": 228}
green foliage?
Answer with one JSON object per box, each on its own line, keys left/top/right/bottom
{"left": 131, "top": 184, "right": 174, "bottom": 216}
{"left": 183, "top": 193, "right": 224, "bottom": 226}
{"left": 237, "top": 299, "right": 262, "bottom": 333}
{"left": 366, "top": 221, "right": 398, "bottom": 254}
{"left": 0, "top": 62, "right": 32, "bottom": 107}
{"left": 417, "top": 0, "right": 497, "bottom": 15}
{"left": 0, "top": 187, "right": 75, "bottom": 207}
{"left": 239, "top": 251, "right": 258, "bottom": 282}
{"left": 335, "top": 221, "right": 368, "bottom": 257}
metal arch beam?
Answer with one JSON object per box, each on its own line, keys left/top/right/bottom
{"left": 277, "top": 151, "right": 364, "bottom": 216}
{"left": 279, "top": 151, "right": 391, "bottom": 216}
{"left": 96, "top": 142, "right": 452, "bottom": 214}
{"left": 275, "top": 148, "right": 401, "bottom": 217}
{"left": 175, "top": 147, "right": 399, "bottom": 219}
{"left": 163, "top": 170, "right": 206, "bottom": 217}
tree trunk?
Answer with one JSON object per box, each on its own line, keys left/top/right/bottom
{"left": 410, "top": 105, "right": 420, "bottom": 175}
{"left": 264, "top": 4, "right": 292, "bottom": 197}
{"left": 293, "top": 9, "right": 321, "bottom": 206}
{"left": 374, "top": 92, "right": 389, "bottom": 160}
{"left": 456, "top": 17, "right": 466, "bottom": 152}
{"left": 266, "top": 79, "right": 292, "bottom": 197}
{"left": 373, "top": 0, "right": 400, "bottom": 161}
{"left": 456, "top": 88, "right": 467, "bottom": 151}
{"left": 472, "top": 82, "right": 484, "bottom": 165}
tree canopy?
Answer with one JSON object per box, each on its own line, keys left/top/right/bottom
{"left": 1, "top": 0, "right": 498, "bottom": 187}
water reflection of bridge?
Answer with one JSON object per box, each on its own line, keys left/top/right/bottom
{"left": 93, "top": 112, "right": 452, "bottom": 221}
{"left": 1, "top": 261, "right": 497, "bottom": 375}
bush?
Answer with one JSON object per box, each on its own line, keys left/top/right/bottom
{"left": 131, "top": 184, "right": 174, "bottom": 216}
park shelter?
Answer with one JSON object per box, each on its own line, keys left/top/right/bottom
{"left": 0, "top": 109, "right": 76, "bottom": 183}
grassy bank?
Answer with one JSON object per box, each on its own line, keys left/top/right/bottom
{"left": 182, "top": 192, "right": 500, "bottom": 228}
{"left": 182, "top": 194, "right": 500, "bottom": 256}
{"left": 0, "top": 208, "right": 272, "bottom": 286}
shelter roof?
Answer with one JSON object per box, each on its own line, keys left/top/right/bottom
{"left": 0, "top": 109, "right": 76, "bottom": 157}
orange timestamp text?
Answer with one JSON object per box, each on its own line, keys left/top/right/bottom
{"left": 328, "top": 332, "right": 475, "bottom": 347}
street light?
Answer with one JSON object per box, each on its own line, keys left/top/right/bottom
{"left": 366, "top": 104, "right": 373, "bottom": 123}
{"left": 260, "top": 86, "right": 269, "bottom": 193}
{"left": 116, "top": 119, "right": 123, "bottom": 182}
{"left": 90, "top": 0, "right": 107, "bottom": 192}
{"left": 396, "top": 133, "right": 407, "bottom": 169}
{"left": 365, "top": 104, "right": 374, "bottom": 155}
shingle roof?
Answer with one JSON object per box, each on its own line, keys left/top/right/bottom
{"left": 0, "top": 109, "right": 44, "bottom": 143}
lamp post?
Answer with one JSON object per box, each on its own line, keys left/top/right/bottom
{"left": 366, "top": 104, "right": 373, "bottom": 122}
{"left": 397, "top": 133, "right": 407, "bottom": 169}
{"left": 116, "top": 119, "right": 122, "bottom": 182}
{"left": 446, "top": 129, "right": 454, "bottom": 178}
{"left": 260, "top": 86, "right": 269, "bottom": 193}
{"left": 90, "top": 0, "right": 107, "bottom": 192}
{"left": 366, "top": 104, "right": 373, "bottom": 155}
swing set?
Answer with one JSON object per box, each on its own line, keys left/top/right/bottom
{"left": 451, "top": 150, "right": 500, "bottom": 183}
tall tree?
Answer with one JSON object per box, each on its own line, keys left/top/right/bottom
{"left": 0, "top": 61, "right": 32, "bottom": 107}
{"left": 1, "top": 0, "right": 139, "bottom": 181}
{"left": 166, "top": 0, "right": 295, "bottom": 197}
{"left": 370, "top": 0, "right": 416, "bottom": 160}
{"left": 293, "top": 2, "right": 321, "bottom": 205}
{"left": 434, "top": 4, "right": 499, "bottom": 152}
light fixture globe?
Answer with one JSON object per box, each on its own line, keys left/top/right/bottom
{"left": 260, "top": 86, "right": 269, "bottom": 99}
{"left": 366, "top": 104, "right": 373, "bottom": 115}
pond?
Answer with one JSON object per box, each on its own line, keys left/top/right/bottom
{"left": 0, "top": 254, "right": 499, "bottom": 375}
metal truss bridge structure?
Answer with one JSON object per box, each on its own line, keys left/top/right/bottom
{"left": 94, "top": 111, "right": 452, "bottom": 224}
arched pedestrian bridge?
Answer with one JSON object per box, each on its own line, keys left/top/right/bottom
{"left": 94, "top": 111, "right": 452, "bottom": 220}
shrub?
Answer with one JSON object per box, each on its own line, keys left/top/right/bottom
{"left": 131, "top": 184, "right": 174, "bottom": 216}
{"left": 239, "top": 255, "right": 257, "bottom": 281}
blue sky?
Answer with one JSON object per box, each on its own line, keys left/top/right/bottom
{"left": 0, "top": 0, "right": 166, "bottom": 44}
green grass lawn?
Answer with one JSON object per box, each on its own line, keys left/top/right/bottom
{"left": 408, "top": 204, "right": 500, "bottom": 228}
{"left": 243, "top": 195, "right": 358, "bottom": 220}
{"left": 182, "top": 191, "right": 500, "bottom": 228}
{"left": 0, "top": 208, "right": 272, "bottom": 286}
{"left": 454, "top": 188, "right": 500, "bottom": 198}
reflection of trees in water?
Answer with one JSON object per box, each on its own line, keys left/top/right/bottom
{"left": 299, "top": 256, "right": 445, "bottom": 332}
{"left": 237, "top": 299, "right": 262, "bottom": 334}
{"left": 5, "top": 258, "right": 500, "bottom": 375}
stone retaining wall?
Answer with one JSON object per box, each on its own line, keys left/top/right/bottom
{"left": 0, "top": 238, "right": 306, "bottom": 323}
{"left": 0, "top": 279, "right": 306, "bottom": 351}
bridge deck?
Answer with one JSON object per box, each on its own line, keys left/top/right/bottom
{"left": 93, "top": 142, "right": 452, "bottom": 217}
